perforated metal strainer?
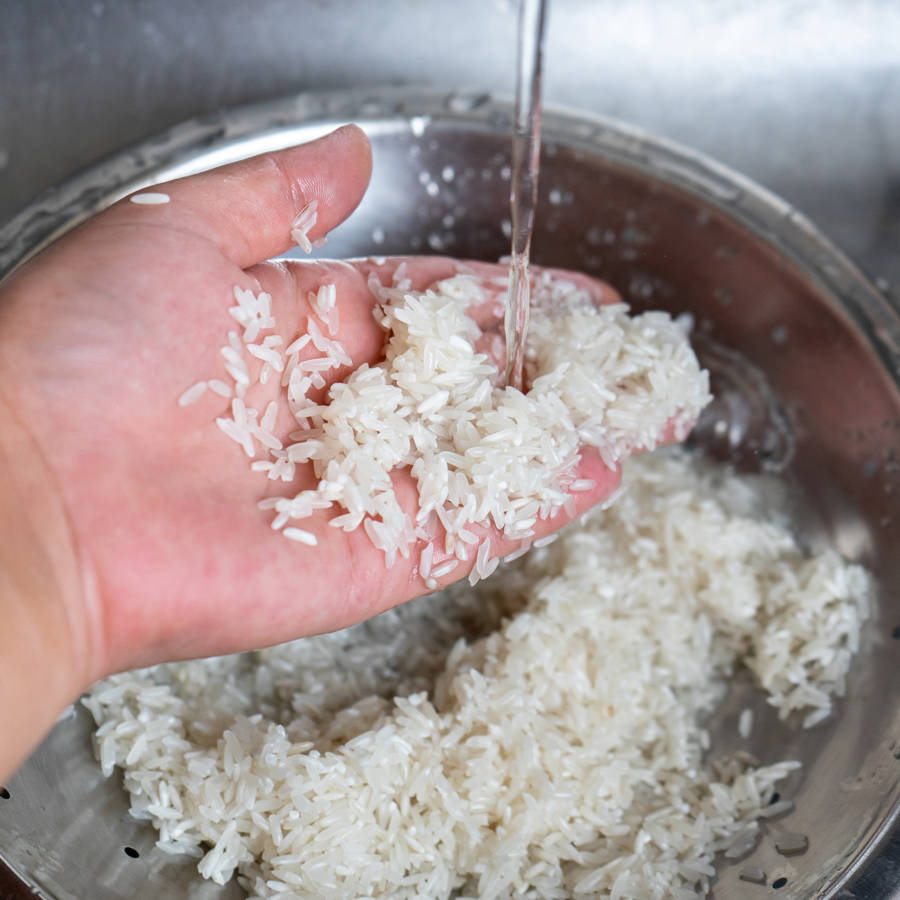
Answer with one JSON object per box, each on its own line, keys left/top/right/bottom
{"left": 0, "top": 89, "right": 898, "bottom": 900}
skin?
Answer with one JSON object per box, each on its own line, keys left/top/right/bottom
{"left": 0, "top": 125, "right": 642, "bottom": 782}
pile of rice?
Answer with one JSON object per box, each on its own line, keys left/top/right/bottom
{"left": 87, "top": 267, "right": 870, "bottom": 898}
{"left": 181, "top": 266, "right": 710, "bottom": 581}
{"left": 85, "top": 451, "right": 869, "bottom": 899}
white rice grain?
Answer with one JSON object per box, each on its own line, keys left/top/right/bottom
{"left": 291, "top": 200, "right": 318, "bottom": 254}
{"left": 178, "top": 381, "right": 207, "bottom": 407}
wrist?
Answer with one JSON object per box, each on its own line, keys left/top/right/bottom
{"left": 0, "top": 387, "right": 99, "bottom": 780}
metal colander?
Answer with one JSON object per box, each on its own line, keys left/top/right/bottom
{"left": 1, "top": 89, "right": 898, "bottom": 900}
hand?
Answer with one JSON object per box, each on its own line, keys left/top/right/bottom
{"left": 0, "top": 126, "right": 629, "bottom": 779}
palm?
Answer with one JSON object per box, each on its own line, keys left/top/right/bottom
{"left": 0, "top": 128, "right": 618, "bottom": 680}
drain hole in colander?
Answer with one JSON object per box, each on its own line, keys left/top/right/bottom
{"left": 0, "top": 787, "right": 10, "bottom": 800}
{"left": 772, "top": 877, "right": 788, "bottom": 889}
{"left": 123, "top": 847, "right": 140, "bottom": 859}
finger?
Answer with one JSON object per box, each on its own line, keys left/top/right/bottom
{"left": 99, "top": 125, "right": 372, "bottom": 268}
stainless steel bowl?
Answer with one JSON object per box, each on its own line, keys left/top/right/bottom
{"left": 1, "top": 88, "right": 898, "bottom": 900}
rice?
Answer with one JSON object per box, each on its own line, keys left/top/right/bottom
{"left": 84, "top": 450, "right": 870, "bottom": 899}
{"left": 129, "top": 192, "right": 171, "bottom": 205}
{"left": 291, "top": 200, "right": 318, "bottom": 254}
{"left": 197, "top": 270, "right": 710, "bottom": 585}
{"left": 177, "top": 381, "right": 207, "bottom": 407}
{"left": 102, "top": 264, "right": 869, "bottom": 897}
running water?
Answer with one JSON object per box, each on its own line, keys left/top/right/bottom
{"left": 504, "top": 0, "right": 549, "bottom": 391}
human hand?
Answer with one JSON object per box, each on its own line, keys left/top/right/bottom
{"left": 0, "top": 123, "right": 629, "bottom": 771}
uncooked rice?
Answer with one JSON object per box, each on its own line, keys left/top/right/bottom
{"left": 86, "top": 264, "right": 871, "bottom": 897}
{"left": 85, "top": 450, "right": 870, "bottom": 899}
{"left": 129, "top": 191, "right": 171, "bottom": 205}
{"left": 192, "top": 268, "right": 711, "bottom": 587}
{"left": 290, "top": 200, "right": 318, "bottom": 254}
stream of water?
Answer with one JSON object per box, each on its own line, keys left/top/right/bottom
{"left": 503, "top": 0, "right": 549, "bottom": 391}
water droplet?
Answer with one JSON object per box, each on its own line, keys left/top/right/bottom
{"left": 442, "top": 214, "right": 456, "bottom": 228}
{"left": 713, "top": 287, "right": 734, "bottom": 306}
{"left": 447, "top": 92, "right": 489, "bottom": 113}
{"left": 586, "top": 225, "right": 604, "bottom": 246}
{"left": 771, "top": 325, "right": 789, "bottom": 345}
{"left": 549, "top": 188, "right": 563, "bottom": 205}
{"left": 629, "top": 275, "right": 654, "bottom": 299}
{"left": 409, "top": 116, "right": 430, "bottom": 138}
{"left": 501, "top": 219, "right": 512, "bottom": 238}
{"left": 418, "top": 171, "right": 431, "bottom": 186}
{"left": 715, "top": 244, "right": 740, "bottom": 261}
{"left": 427, "top": 233, "right": 444, "bottom": 251}
{"left": 500, "top": 165, "right": 511, "bottom": 181}
{"left": 621, "top": 225, "right": 649, "bottom": 245}
{"left": 425, "top": 182, "right": 440, "bottom": 198}
{"left": 371, "top": 227, "right": 385, "bottom": 245}
{"left": 441, "top": 166, "right": 455, "bottom": 182}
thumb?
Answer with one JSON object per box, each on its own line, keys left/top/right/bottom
{"left": 102, "top": 124, "right": 372, "bottom": 269}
